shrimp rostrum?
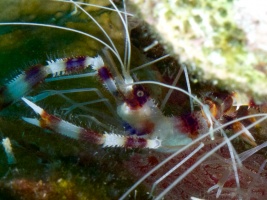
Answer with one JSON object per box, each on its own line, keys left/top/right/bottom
{"left": 1, "top": 0, "right": 267, "bottom": 199}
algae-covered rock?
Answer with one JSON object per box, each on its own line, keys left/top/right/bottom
{"left": 129, "top": 0, "right": 267, "bottom": 101}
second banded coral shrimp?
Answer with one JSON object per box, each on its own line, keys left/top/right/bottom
{"left": 0, "top": 0, "right": 267, "bottom": 199}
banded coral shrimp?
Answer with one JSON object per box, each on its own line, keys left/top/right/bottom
{"left": 0, "top": 0, "right": 159, "bottom": 198}
{"left": 0, "top": 0, "right": 267, "bottom": 200}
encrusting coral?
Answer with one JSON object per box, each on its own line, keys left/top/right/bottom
{"left": 129, "top": 0, "right": 267, "bottom": 102}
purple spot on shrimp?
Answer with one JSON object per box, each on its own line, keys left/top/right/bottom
{"left": 123, "top": 122, "right": 146, "bottom": 136}
{"left": 80, "top": 128, "right": 104, "bottom": 145}
{"left": 25, "top": 65, "right": 47, "bottom": 87}
{"left": 177, "top": 113, "right": 200, "bottom": 138}
{"left": 126, "top": 85, "right": 149, "bottom": 109}
{"left": 66, "top": 56, "right": 87, "bottom": 72}
{"left": 125, "top": 137, "right": 147, "bottom": 148}
{"left": 134, "top": 85, "right": 149, "bottom": 106}
{"left": 123, "top": 122, "right": 136, "bottom": 135}
{"left": 97, "top": 66, "right": 112, "bottom": 81}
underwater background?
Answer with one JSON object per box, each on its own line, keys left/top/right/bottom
{"left": 1, "top": 1, "right": 267, "bottom": 200}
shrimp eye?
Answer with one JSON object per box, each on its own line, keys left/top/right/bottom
{"left": 134, "top": 85, "right": 149, "bottom": 105}
{"left": 136, "top": 90, "right": 144, "bottom": 97}
{"left": 125, "top": 85, "right": 150, "bottom": 109}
